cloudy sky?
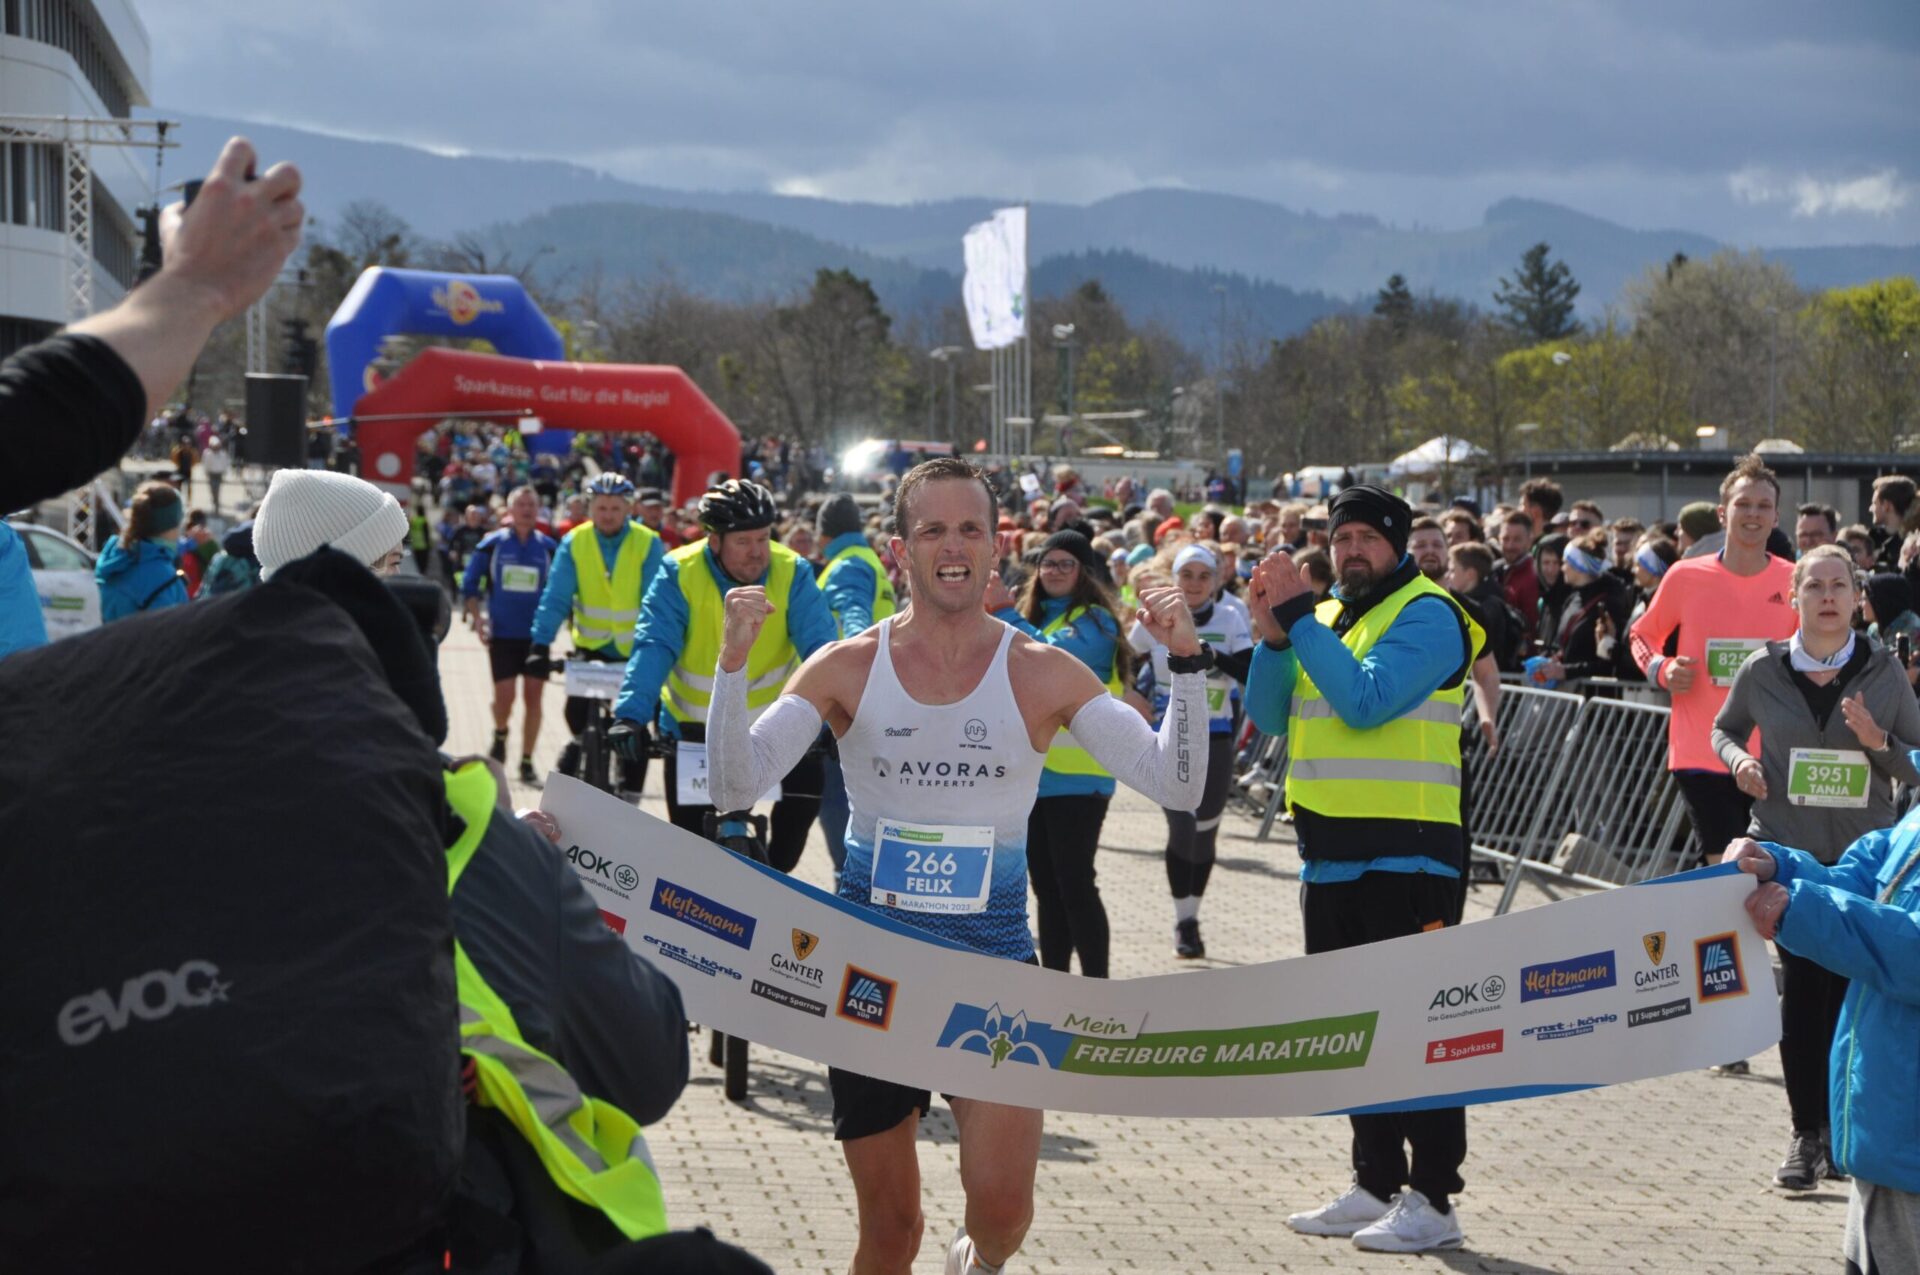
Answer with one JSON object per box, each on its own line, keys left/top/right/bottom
{"left": 141, "top": 0, "right": 1919, "bottom": 247}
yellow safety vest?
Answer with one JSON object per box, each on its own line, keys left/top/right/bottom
{"left": 1285, "top": 573, "right": 1482, "bottom": 825}
{"left": 820, "top": 542, "right": 897, "bottom": 636}
{"left": 443, "top": 762, "right": 669, "bottom": 1240}
{"left": 1042, "top": 605, "right": 1125, "bottom": 778}
{"left": 662, "top": 540, "right": 799, "bottom": 725}
{"left": 567, "top": 521, "right": 658, "bottom": 658}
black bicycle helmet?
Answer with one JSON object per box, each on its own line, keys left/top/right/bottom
{"left": 585, "top": 472, "right": 636, "bottom": 498}
{"left": 698, "top": 479, "right": 779, "bottom": 535}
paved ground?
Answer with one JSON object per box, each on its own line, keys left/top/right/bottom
{"left": 439, "top": 624, "right": 1849, "bottom": 1274}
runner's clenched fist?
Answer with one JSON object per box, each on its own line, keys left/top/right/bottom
{"left": 720, "top": 586, "right": 776, "bottom": 673}
{"left": 1136, "top": 585, "right": 1201, "bottom": 657}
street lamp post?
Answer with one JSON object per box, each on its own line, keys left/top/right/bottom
{"left": 1515, "top": 421, "right": 1540, "bottom": 490}
{"left": 1051, "top": 324, "right": 1077, "bottom": 450}
{"left": 929, "top": 346, "right": 962, "bottom": 442}
{"left": 1213, "top": 284, "right": 1228, "bottom": 465}
{"left": 1765, "top": 304, "right": 1779, "bottom": 436}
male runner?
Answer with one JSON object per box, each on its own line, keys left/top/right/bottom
{"left": 461, "top": 485, "right": 558, "bottom": 782}
{"left": 708, "top": 457, "right": 1208, "bottom": 1275}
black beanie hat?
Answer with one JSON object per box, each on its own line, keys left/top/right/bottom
{"left": 816, "top": 492, "right": 863, "bottom": 540}
{"left": 1328, "top": 484, "right": 1413, "bottom": 560}
{"left": 1866, "top": 573, "right": 1914, "bottom": 627}
{"left": 1041, "top": 529, "right": 1101, "bottom": 574}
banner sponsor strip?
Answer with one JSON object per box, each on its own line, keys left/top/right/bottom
{"left": 545, "top": 776, "right": 1779, "bottom": 1118}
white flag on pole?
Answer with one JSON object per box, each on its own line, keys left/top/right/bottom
{"left": 962, "top": 206, "right": 1027, "bottom": 350}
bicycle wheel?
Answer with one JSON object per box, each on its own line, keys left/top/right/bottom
{"left": 582, "top": 719, "right": 613, "bottom": 794}
{"left": 724, "top": 1032, "right": 749, "bottom": 1102}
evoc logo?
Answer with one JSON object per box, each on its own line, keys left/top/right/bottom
{"left": 58, "top": 960, "right": 229, "bottom": 1047}
{"left": 567, "top": 844, "right": 612, "bottom": 878}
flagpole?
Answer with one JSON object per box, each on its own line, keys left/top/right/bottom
{"left": 1022, "top": 202, "right": 1032, "bottom": 457}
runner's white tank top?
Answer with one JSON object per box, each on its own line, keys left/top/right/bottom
{"left": 836, "top": 617, "right": 1045, "bottom": 958}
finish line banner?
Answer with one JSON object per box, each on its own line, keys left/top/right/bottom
{"left": 544, "top": 776, "right": 1780, "bottom": 1117}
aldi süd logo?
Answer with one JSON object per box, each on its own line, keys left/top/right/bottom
{"left": 934, "top": 1002, "right": 1378, "bottom": 1077}
{"left": 1520, "top": 950, "right": 1616, "bottom": 1001}
{"left": 649, "top": 879, "right": 756, "bottom": 950}
{"left": 1426, "top": 1029, "right": 1503, "bottom": 1064}
{"left": 838, "top": 965, "right": 897, "bottom": 1030}
{"left": 1695, "top": 932, "right": 1748, "bottom": 1002}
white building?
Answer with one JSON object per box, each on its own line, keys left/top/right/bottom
{"left": 1, "top": 0, "right": 151, "bottom": 358}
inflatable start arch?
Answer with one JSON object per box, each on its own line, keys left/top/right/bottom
{"left": 326, "top": 267, "right": 741, "bottom": 507}
{"left": 351, "top": 347, "right": 740, "bottom": 509}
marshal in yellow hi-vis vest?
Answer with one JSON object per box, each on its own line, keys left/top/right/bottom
{"left": 1285, "top": 573, "right": 1483, "bottom": 825}
{"left": 1041, "top": 605, "right": 1125, "bottom": 778}
{"left": 820, "top": 542, "right": 896, "bottom": 636}
{"left": 443, "top": 761, "right": 668, "bottom": 1240}
{"left": 663, "top": 540, "right": 800, "bottom": 724}
{"left": 567, "top": 521, "right": 659, "bottom": 658}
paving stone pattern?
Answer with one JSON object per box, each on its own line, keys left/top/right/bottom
{"left": 442, "top": 626, "right": 1847, "bottom": 1274}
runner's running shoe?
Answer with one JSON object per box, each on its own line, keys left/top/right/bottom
{"left": 488, "top": 729, "right": 507, "bottom": 764}
{"left": 1174, "top": 918, "right": 1205, "bottom": 959}
{"left": 1350, "top": 1190, "right": 1464, "bottom": 1253}
{"left": 944, "top": 1225, "right": 1006, "bottom": 1274}
{"left": 1775, "top": 1131, "right": 1826, "bottom": 1191}
{"left": 518, "top": 757, "right": 539, "bottom": 785}
{"left": 1286, "top": 1182, "right": 1391, "bottom": 1237}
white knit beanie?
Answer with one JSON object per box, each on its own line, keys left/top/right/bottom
{"left": 254, "top": 469, "right": 410, "bottom": 581}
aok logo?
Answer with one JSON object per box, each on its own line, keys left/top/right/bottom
{"left": 432, "top": 279, "right": 506, "bottom": 326}
{"left": 1427, "top": 975, "right": 1505, "bottom": 1019}
{"left": 58, "top": 960, "right": 230, "bottom": 1047}
{"left": 567, "top": 844, "right": 612, "bottom": 879}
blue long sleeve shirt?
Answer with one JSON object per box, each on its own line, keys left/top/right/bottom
{"left": 1245, "top": 560, "right": 1466, "bottom": 882}
{"left": 462, "top": 527, "right": 558, "bottom": 641}
{"left": 614, "top": 545, "right": 839, "bottom": 735}
{"left": 529, "top": 524, "right": 666, "bottom": 647}
{"left": 0, "top": 523, "right": 48, "bottom": 659}
{"left": 995, "top": 597, "right": 1121, "bottom": 797}
{"left": 819, "top": 530, "right": 880, "bottom": 638}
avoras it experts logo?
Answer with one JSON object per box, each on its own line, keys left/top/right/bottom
{"left": 432, "top": 278, "right": 506, "bottom": 326}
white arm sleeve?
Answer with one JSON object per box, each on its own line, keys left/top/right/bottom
{"left": 707, "top": 663, "right": 823, "bottom": 812}
{"left": 1074, "top": 669, "right": 1208, "bottom": 811}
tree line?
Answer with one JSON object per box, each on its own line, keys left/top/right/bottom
{"left": 184, "top": 200, "right": 1919, "bottom": 476}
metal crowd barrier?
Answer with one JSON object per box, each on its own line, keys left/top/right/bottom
{"left": 1242, "top": 681, "right": 1699, "bottom": 916}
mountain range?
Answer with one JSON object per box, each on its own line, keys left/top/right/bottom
{"left": 164, "top": 112, "right": 1920, "bottom": 348}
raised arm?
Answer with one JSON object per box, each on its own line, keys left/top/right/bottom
{"left": 708, "top": 586, "right": 831, "bottom": 812}
{"left": 1072, "top": 587, "right": 1208, "bottom": 810}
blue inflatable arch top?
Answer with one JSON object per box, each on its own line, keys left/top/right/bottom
{"left": 324, "top": 267, "right": 566, "bottom": 423}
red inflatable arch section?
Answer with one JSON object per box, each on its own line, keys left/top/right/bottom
{"left": 350, "top": 347, "right": 739, "bottom": 508}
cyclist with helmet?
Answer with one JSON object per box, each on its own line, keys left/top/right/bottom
{"left": 527, "top": 472, "right": 667, "bottom": 793}
{"left": 610, "top": 478, "right": 838, "bottom": 869}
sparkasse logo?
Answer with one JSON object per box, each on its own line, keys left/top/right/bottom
{"left": 1426, "top": 1029, "right": 1503, "bottom": 1064}
{"left": 1695, "top": 932, "right": 1748, "bottom": 1002}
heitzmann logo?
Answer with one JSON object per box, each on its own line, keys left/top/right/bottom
{"left": 838, "top": 964, "right": 897, "bottom": 1030}
{"left": 432, "top": 278, "right": 506, "bottom": 326}
{"left": 1520, "top": 950, "right": 1616, "bottom": 1002}
{"left": 649, "top": 878, "right": 756, "bottom": 950}
{"left": 1426, "top": 1028, "right": 1503, "bottom": 1064}
{"left": 1695, "top": 932, "right": 1748, "bottom": 1002}
{"left": 1635, "top": 930, "right": 1682, "bottom": 993}
{"left": 57, "top": 959, "right": 231, "bottom": 1047}
{"left": 1426, "top": 974, "right": 1506, "bottom": 1022}
{"left": 934, "top": 1002, "right": 1378, "bottom": 1077}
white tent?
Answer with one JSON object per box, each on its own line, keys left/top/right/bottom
{"left": 1385, "top": 436, "right": 1484, "bottom": 478}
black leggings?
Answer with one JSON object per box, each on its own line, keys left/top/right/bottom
{"left": 1026, "top": 793, "right": 1112, "bottom": 978}
{"left": 1675, "top": 770, "right": 1753, "bottom": 869}
{"left": 1165, "top": 732, "right": 1234, "bottom": 899}
{"left": 662, "top": 743, "right": 823, "bottom": 874}
{"left": 1779, "top": 945, "right": 1849, "bottom": 1132}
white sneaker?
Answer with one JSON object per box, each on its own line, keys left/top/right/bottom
{"left": 1351, "top": 1190, "right": 1464, "bottom": 1253}
{"left": 944, "top": 1224, "right": 1006, "bottom": 1275}
{"left": 1286, "top": 1182, "right": 1392, "bottom": 1237}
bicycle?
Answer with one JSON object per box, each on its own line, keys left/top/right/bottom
{"left": 702, "top": 807, "right": 770, "bottom": 1103}
{"left": 561, "top": 659, "right": 627, "bottom": 795}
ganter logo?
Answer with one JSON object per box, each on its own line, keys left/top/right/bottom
{"left": 791, "top": 929, "right": 820, "bottom": 962}
{"left": 649, "top": 879, "right": 756, "bottom": 950}
{"left": 433, "top": 278, "right": 506, "bottom": 326}
{"left": 58, "top": 959, "right": 230, "bottom": 1047}
{"left": 1520, "top": 951, "right": 1616, "bottom": 1002}
{"left": 934, "top": 1002, "right": 1377, "bottom": 1077}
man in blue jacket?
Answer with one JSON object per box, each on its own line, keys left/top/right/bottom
{"left": 1726, "top": 826, "right": 1920, "bottom": 1275}
{"left": 463, "top": 485, "right": 558, "bottom": 784}
{"left": 608, "top": 479, "right": 837, "bottom": 872}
